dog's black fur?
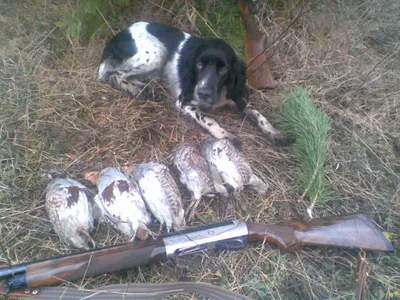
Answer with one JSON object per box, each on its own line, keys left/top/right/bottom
{"left": 99, "top": 22, "right": 289, "bottom": 146}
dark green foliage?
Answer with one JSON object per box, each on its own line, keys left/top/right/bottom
{"left": 192, "top": 0, "right": 245, "bottom": 58}
{"left": 275, "top": 87, "right": 332, "bottom": 209}
{"left": 56, "top": 0, "right": 131, "bottom": 43}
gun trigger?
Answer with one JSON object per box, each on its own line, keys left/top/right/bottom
{"left": 215, "top": 237, "right": 247, "bottom": 251}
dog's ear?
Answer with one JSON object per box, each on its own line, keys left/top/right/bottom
{"left": 179, "top": 45, "right": 201, "bottom": 105}
{"left": 226, "top": 57, "right": 248, "bottom": 107}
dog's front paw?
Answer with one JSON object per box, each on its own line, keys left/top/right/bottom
{"left": 109, "top": 75, "right": 141, "bottom": 97}
{"left": 270, "top": 132, "right": 295, "bottom": 147}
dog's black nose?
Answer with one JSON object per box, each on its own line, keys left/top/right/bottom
{"left": 197, "top": 89, "right": 212, "bottom": 100}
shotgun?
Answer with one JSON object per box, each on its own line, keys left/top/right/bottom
{"left": 238, "top": 0, "right": 276, "bottom": 89}
{"left": 0, "top": 213, "right": 394, "bottom": 294}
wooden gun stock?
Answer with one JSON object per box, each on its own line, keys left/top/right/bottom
{"left": 0, "top": 213, "right": 393, "bottom": 294}
{"left": 238, "top": 0, "right": 276, "bottom": 89}
{"left": 248, "top": 213, "right": 394, "bottom": 252}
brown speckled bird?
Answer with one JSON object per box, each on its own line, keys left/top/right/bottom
{"left": 172, "top": 143, "right": 217, "bottom": 219}
{"left": 132, "top": 162, "right": 185, "bottom": 233}
{"left": 200, "top": 137, "right": 269, "bottom": 195}
{"left": 92, "top": 167, "right": 152, "bottom": 241}
{"left": 45, "top": 178, "right": 95, "bottom": 250}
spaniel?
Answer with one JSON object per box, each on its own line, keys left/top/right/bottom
{"left": 98, "top": 22, "right": 289, "bottom": 147}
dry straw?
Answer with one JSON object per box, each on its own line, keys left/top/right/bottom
{"left": 1, "top": 0, "right": 399, "bottom": 299}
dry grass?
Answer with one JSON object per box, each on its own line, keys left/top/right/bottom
{"left": 0, "top": 0, "right": 399, "bottom": 299}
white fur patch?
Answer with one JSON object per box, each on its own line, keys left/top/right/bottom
{"left": 182, "top": 105, "right": 236, "bottom": 140}
{"left": 121, "top": 23, "right": 168, "bottom": 79}
{"left": 98, "top": 63, "right": 106, "bottom": 80}
{"left": 99, "top": 22, "right": 169, "bottom": 82}
{"left": 244, "top": 105, "right": 281, "bottom": 136}
{"left": 163, "top": 32, "right": 191, "bottom": 99}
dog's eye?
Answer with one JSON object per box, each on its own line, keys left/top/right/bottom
{"left": 219, "top": 66, "right": 228, "bottom": 74}
{"left": 196, "top": 61, "right": 203, "bottom": 69}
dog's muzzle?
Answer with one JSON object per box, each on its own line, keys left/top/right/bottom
{"left": 196, "top": 87, "right": 213, "bottom": 102}
{"left": 194, "top": 85, "right": 218, "bottom": 112}
{"left": 194, "top": 83, "right": 219, "bottom": 111}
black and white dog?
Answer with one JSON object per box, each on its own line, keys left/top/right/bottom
{"left": 98, "top": 22, "right": 289, "bottom": 146}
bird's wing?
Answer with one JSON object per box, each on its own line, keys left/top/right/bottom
{"left": 129, "top": 186, "right": 151, "bottom": 224}
{"left": 196, "top": 152, "right": 213, "bottom": 175}
{"left": 137, "top": 170, "right": 170, "bottom": 221}
{"left": 93, "top": 194, "right": 125, "bottom": 224}
{"left": 158, "top": 166, "right": 182, "bottom": 216}
{"left": 212, "top": 148, "right": 242, "bottom": 188}
{"left": 196, "top": 153, "right": 214, "bottom": 188}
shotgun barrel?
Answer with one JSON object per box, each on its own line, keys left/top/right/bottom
{"left": 0, "top": 214, "right": 394, "bottom": 292}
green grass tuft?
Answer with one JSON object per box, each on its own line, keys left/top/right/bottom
{"left": 56, "top": 0, "right": 131, "bottom": 43}
{"left": 275, "top": 87, "right": 332, "bottom": 215}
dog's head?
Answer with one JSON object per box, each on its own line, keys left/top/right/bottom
{"left": 193, "top": 47, "right": 230, "bottom": 111}
{"left": 182, "top": 39, "right": 247, "bottom": 111}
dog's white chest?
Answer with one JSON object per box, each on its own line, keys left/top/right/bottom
{"left": 162, "top": 33, "right": 191, "bottom": 99}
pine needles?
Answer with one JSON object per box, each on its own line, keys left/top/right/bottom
{"left": 275, "top": 87, "right": 332, "bottom": 217}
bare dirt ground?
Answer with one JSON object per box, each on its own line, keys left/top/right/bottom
{"left": 0, "top": 0, "right": 399, "bottom": 299}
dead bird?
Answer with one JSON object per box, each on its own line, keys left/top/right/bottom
{"left": 86, "top": 167, "right": 152, "bottom": 241}
{"left": 45, "top": 178, "right": 95, "bottom": 250}
{"left": 171, "top": 143, "right": 217, "bottom": 219}
{"left": 200, "top": 137, "right": 269, "bottom": 196}
{"left": 132, "top": 162, "right": 186, "bottom": 233}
